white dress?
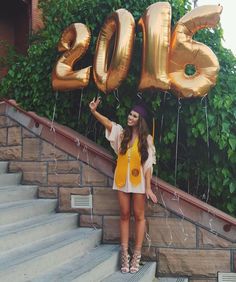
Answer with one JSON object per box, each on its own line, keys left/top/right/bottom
{"left": 105, "top": 122, "right": 156, "bottom": 194}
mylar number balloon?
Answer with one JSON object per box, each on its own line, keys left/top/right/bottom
{"left": 52, "top": 4, "right": 222, "bottom": 98}
{"left": 52, "top": 23, "right": 91, "bottom": 91}
{"left": 169, "top": 5, "right": 223, "bottom": 98}
{"left": 138, "top": 2, "right": 171, "bottom": 92}
{"left": 93, "top": 9, "right": 135, "bottom": 94}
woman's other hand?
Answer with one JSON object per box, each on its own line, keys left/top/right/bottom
{"left": 89, "top": 97, "right": 101, "bottom": 113}
{"left": 146, "top": 188, "right": 157, "bottom": 204}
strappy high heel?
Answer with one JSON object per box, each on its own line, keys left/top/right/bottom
{"left": 120, "top": 250, "right": 130, "bottom": 273}
{"left": 130, "top": 251, "right": 141, "bottom": 273}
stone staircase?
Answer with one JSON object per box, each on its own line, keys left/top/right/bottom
{"left": 0, "top": 161, "right": 157, "bottom": 282}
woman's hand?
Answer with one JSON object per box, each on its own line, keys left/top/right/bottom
{"left": 145, "top": 169, "right": 157, "bottom": 203}
{"left": 146, "top": 188, "right": 158, "bottom": 204}
{"left": 89, "top": 97, "right": 101, "bottom": 113}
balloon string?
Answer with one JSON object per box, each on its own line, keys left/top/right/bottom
{"left": 201, "top": 95, "right": 210, "bottom": 202}
{"left": 78, "top": 88, "right": 84, "bottom": 123}
{"left": 96, "top": 91, "right": 101, "bottom": 99}
{"left": 152, "top": 118, "right": 155, "bottom": 141}
{"left": 196, "top": 168, "right": 200, "bottom": 196}
{"left": 90, "top": 190, "right": 97, "bottom": 230}
{"left": 174, "top": 98, "right": 182, "bottom": 187}
{"left": 113, "top": 89, "right": 120, "bottom": 109}
{"left": 159, "top": 91, "right": 167, "bottom": 143}
{"left": 93, "top": 120, "right": 98, "bottom": 142}
{"left": 49, "top": 91, "right": 59, "bottom": 175}
{"left": 159, "top": 191, "right": 173, "bottom": 246}
{"left": 50, "top": 91, "right": 58, "bottom": 132}
{"left": 85, "top": 114, "right": 93, "bottom": 137}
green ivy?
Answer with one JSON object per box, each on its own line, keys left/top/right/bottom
{"left": 0, "top": 0, "right": 235, "bottom": 216}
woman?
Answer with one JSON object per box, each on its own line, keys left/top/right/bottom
{"left": 89, "top": 97, "right": 157, "bottom": 274}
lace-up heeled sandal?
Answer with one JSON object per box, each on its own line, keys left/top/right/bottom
{"left": 120, "top": 250, "right": 130, "bottom": 273}
{"left": 130, "top": 251, "right": 141, "bottom": 273}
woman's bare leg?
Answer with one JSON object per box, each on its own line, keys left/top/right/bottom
{"left": 130, "top": 193, "right": 145, "bottom": 273}
{"left": 117, "top": 191, "right": 131, "bottom": 250}
{"left": 132, "top": 193, "right": 146, "bottom": 252}
{"left": 117, "top": 191, "right": 131, "bottom": 273}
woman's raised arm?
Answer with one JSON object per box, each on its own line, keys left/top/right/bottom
{"left": 89, "top": 97, "right": 113, "bottom": 132}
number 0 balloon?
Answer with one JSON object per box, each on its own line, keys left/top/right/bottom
{"left": 93, "top": 9, "right": 135, "bottom": 94}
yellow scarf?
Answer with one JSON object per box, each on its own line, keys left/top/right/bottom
{"left": 115, "top": 138, "right": 141, "bottom": 188}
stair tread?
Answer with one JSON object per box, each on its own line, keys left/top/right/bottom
{"left": 0, "top": 172, "right": 21, "bottom": 175}
{"left": 32, "top": 244, "right": 119, "bottom": 281}
{"left": 0, "top": 184, "right": 38, "bottom": 190}
{"left": 0, "top": 172, "right": 21, "bottom": 178}
{"left": 0, "top": 228, "right": 101, "bottom": 271}
{"left": 102, "top": 261, "right": 157, "bottom": 282}
{"left": 0, "top": 198, "right": 56, "bottom": 210}
{"left": 0, "top": 212, "right": 78, "bottom": 237}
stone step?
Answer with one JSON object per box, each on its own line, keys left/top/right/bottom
{"left": 0, "top": 185, "right": 38, "bottom": 203}
{"left": 0, "top": 172, "right": 22, "bottom": 186}
{"left": 0, "top": 228, "right": 102, "bottom": 282}
{"left": 0, "top": 213, "right": 79, "bottom": 253}
{"left": 0, "top": 199, "right": 57, "bottom": 225}
{"left": 102, "top": 261, "right": 157, "bottom": 282}
{"left": 32, "top": 244, "right": 119, "bottom": 282}
{"left": 0, "top": 161, "right": 8, "bottom": 173}
{"left": 156, "top": 279, "right": 188, "bottom": 282}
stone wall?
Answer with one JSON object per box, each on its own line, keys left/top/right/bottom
{"left": 0, "top": 109, "right": 235, "bottom": 281}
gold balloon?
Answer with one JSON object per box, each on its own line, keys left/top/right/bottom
{"left": 138, "top": 2, "right": 171, "bottom": 92}
{"left": 52, "top": 23, "right": 91, "bottom": 91}
{"left": 93, "top": 9, "right": 135, "bottom": 94}
{"left": 169, "top": 5, "right": 223, "bottom": 98}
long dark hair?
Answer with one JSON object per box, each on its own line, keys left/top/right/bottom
{"left": 120, "top": 116, "right": 149, "bottom": 164}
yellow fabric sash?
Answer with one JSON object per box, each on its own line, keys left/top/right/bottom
{"left": 115, "top": 138, "right": 141, "bottom": 188}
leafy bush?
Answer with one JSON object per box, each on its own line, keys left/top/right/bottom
{"left": 0, "top": 0, "right": 235, "bottom": 216}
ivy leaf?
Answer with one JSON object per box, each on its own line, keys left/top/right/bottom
{"left": 229, "top": 183, "right": 236, "bottom": 194}
{"left": 227, "top": 203, "right": 235, "bottom": 213}
{"left": 229, "top": 138, "right": 236, "bottom": 150}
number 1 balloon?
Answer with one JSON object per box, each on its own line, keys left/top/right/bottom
{"left": 138, "top": 2, "right": 172, "bottom": 92}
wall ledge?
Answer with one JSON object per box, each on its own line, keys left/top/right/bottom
{"left": 1, "top": 99, "right": 235, "bottom": 242}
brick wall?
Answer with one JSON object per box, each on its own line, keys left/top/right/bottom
{"left": 32, "top": 0, "right": 43, "bottom": 32}
{"left": 0, "top": 0, "right": 35, "bottom": 78}
{"left": 0, "top": 104, "right": 235, "bottom": 281}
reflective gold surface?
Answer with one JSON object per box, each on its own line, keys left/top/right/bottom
{"left": 169, "top": 5, "right": 223, "bottom": 98}
{"left": 138, "top": 2, "right": 171, "bottom": 91}
{"left": 52, "top": 23, "right": 91, "bottom": 91}
{"left": 93, "top": 9, "right": 135, "bottom": 93}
